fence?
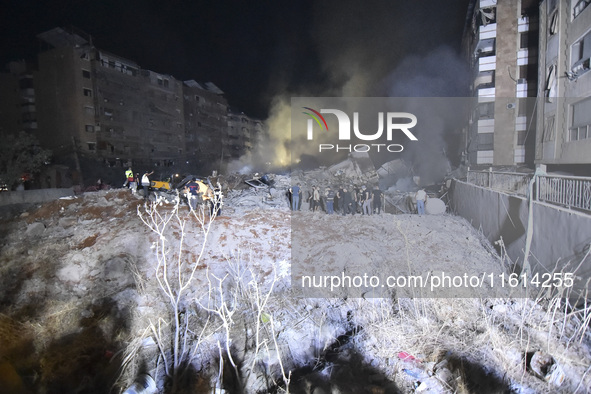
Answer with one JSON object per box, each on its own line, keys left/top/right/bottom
{"left": 536, "top": 174, "right": 591, "bottom": 212}
{"left": 467, "top": 169, "right": 591, "bottom": 213}
{"left": 467, "top": 170, "right": 531, "bottom": 195}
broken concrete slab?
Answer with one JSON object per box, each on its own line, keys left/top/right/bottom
{"left": 425, "top": 198, "right": 446, "bottom": 215}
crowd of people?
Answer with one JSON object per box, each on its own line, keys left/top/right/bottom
{"left": 288, "top": 183, "right": 384, "bottom": 215}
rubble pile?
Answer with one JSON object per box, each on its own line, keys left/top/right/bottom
{"left": 0, "top": 178, "right": 589, "bottom": 393}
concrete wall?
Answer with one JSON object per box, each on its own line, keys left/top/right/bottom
{"left": 450, "top": 179, "right": 591, "bottom": 295}
{"left": 0, "top": 188, "right": 74, "bottom": 207}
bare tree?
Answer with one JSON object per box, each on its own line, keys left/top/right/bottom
{"left": 138, "top": 193, "right": 220, "bottom": 389}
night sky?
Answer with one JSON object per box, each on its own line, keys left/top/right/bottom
{"left": 1, "top": 0, "right": 470, "bottom": 119}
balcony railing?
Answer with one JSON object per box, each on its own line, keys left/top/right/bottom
{"left": 536, "top": 174, "right": 591, "bottom": 212}
{"left": 467, "top": 170, "right": 530, "bottom": 195}
{"left": 467, "top": 169, "right": 591, "bottom": 213}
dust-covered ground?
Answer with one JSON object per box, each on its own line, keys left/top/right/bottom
{"left": 0, "top": 188, "right": 589, "bottom": 393}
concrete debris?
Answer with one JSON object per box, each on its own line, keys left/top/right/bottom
{"left": 327, "top": 152, "right": 379, "bottom": 184}
{"left": 377, "top": 159, "right": 412, "bottom": 189}
{"left": 425, "top": 198, "right": 446, "bottom": 215}
{"left": 25, "top": 221, "right": 46, "bottom": 237}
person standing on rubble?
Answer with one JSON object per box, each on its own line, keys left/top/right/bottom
{"left": 325, "top": 186, "right": 335, "bottom": 214}
{"left": 183, "top": 178, "right": 200, "bottom": 211}
{"left": 342, "top": 187, "right": 351, "bottom": 215}
{"left": 372, "top": 185, "right": 383, "bottom": 214}
{"left": 141, "top": 170, "right": 154, "bottom": 201}
{"left": 415, "top": 188, "right": 427, "bottom": 215}
{"left": 312, "top": 186, "right": 320, "bottom": 211}
{"left": 350, "top": 186, "right": 358, "bottom": 215}
{"left": 362, "top": 186, "right": 372, "bottom": 215}
{"left": 337, "top": 186, "right": 345, "bottom": 214}
{"left": 211, "top": 182, "right": 223, "bottom": 216}
{"left": 124, "top": 167, "right": 134, "bottom": 189}
{"left": 290, "top": 183, "right": 300, "bottom": 211}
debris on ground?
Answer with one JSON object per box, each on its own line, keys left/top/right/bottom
{"left": 0, "top": 173, "right": 589, "bottom": 393}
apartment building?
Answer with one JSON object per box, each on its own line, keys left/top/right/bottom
{"left": 0, "top": 27, "right": 261, "bottom": 185}
{"left": 536, "top": 0, "right": 591, "bottom": 172}
{"left": 227, "top": 109, "right": 263, "bottom": 161}
{"left": 0, "top": 61, "right": 37, "bottom": 137}
{"left": 463, "top": 0, "right": 539, "bottom": 167}
{"left": 183, "top": 80, "right": 229, "bottom": 171}
{"left": 33, "top": 27, "right": 186, "bottom": 170}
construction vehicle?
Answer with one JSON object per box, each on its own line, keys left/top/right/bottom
{"left": 149, "top": 173, "right": 183, "bottom": 192}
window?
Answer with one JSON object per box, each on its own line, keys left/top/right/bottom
{"left": 477, "top": 102, "right": 494, "bottom": 119}
{"left": 569, "top": 98, "right": 591, "bottom": 140}
{"left": 545, "top": 65, "right": 556, "bottom": 102}
{"left": 478, "top": 133, "right": 494, "bottom": 150}
{"left": 573, "top": 0, "right": 591, "bottom": 19}
{"left": 82, "top": 69, "right": 91, "bottom": 79}
{"left": 84, "top": 106, "right": 95, "bottom": 115}
{"left": 85, "top": 125, "right": 95, "bottom": 132}
{"left": 87, "top": 142, "right": 96, "bottom": 151}
{"left": 519, "top": 65, "right": 528, "bottom": 81}
{"left": 517, "top": 130, "right": 527, "bottom": 145}
{"left": 548, "top": 11, "right": 558, "bottom": 35}
{"left": 520, "top": 32, "right": 529, "bottom": 49}
{"left": 83, "top": 88, "right": 92, "bottom": 97}
{"left": 570, "top": 30, "right": 591, "bottom": 77}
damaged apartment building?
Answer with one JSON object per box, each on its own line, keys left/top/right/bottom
{"left": 0, "top": 27, "right": 259, "bottom": 187}
{"left": 463, "top": 0, "right": 591, "bottom": 174}
{"left": 536, "top": 0, "right": 591, "bottom": 174}
{"left": 462, "top": 0, "right": 539, "bottom": 167}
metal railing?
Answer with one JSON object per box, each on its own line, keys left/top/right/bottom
{"left": 536, "top": 174, "right": 591, "bottom": 212}
{"left": 467, "top": 169, "right": 591, "bottom": 213}
{"left": 467, "top": 170, "right": 531, "bottom": 195}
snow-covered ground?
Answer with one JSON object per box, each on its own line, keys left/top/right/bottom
{"left": 0, "top": 187, "right": 589, "bottom": 393}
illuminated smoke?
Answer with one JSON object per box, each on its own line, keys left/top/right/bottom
{"left": 227, "top": 1, "right": 469, "bottom": 183}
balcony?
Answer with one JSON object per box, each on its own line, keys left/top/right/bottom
{"left": 474, "top": 38, "right": 495, "bottom": 56}
{"left": 479, "top": 23, "right": 497, "bottom": 40}
{"left": 518, "top": 16, "right": 529, "bottom": 32}
{"left": 478, "top": 87, "right": 496, "bottom": 98}
{"left": 516, "top": 82, "right": 528, "bottom": 98}
{"left": 480, "top": 0, "right": 496, "bottom": 7}
{"left": 517, "top": 49, "right": 536, "bottom": 66}
{"left": 477, "top": 119, "right": 495, "bottom": 133}
{"left": 478, "top": 55, "right": 496, "bottom": 72}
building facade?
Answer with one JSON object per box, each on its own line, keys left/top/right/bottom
{"left": 536, "top": 0, "right": 591, "bottom": 172}
{"left": 463, "top": 0, "right": 539, "bottom": 167}
{"left": 0, "top": 61, "right": 37, "bottom": 138}
{"left": 226, "top": 109, "right": 263, "bottom": 162}
{"left": 183, "top": 80, "right": 229, "bottom": 172}
{"left": 0, "top": 27, "right": 260, "bottom": 185}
